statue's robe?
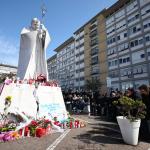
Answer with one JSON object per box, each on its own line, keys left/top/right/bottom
{"left": 17, "top": 26, "right": 50, "bottom": 80}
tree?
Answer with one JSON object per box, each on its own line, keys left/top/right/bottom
{"left": 85, "top": 79, "right": 102, "bottom": 92}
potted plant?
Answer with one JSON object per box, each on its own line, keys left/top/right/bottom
{"left": 113, "top": 96, "right": 146, "bottom": 145}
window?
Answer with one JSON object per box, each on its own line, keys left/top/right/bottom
{"left": 115, "top": 9, "right": 125, "bottom": 19}
{"left": 116, "top": 30, "right": 128, "bottom": 42}
{"left": 135, "top": 14, "right": 140, "bottom": 19}
{"left": 140, "top": 0, "right": 150, "bottom": 6}
{"left": 129, "top": 24, "right": 141, "bottom": 35}
{"left": 76, "top": 51, "right": 84, "bottom": 57}
{"left": 146, "top": 9, "right": 150, "bottom": 13}
{"left": 120, "top": 68, "right": 132, "bottom": 77}
{"left": 124, "top": 33, "right": 127, "bottom": 37}
{"left": 91, "top": 46, "right": 99, "bottom": 56}
{"left": 91, "top": 19, "right": 97, "bottom": 25}
{"left": 76, "top": 60, "right": 84, "bottom": 65}
{"left": 107, "top": 47, "right": 117, "bottom": 56}
{"left": 90, "top": 24, "right": 97, "bottom": 30}
{"left": 76, "top": 78, "right": 79, "bottom": 82}
{"left": 76, "top": 68, "right": 84, "bottom": 73}
{"left": 126, "top": 0, "right": 138, "bottom": 13}
{"left": 127, "top": 12, "right": 140, "bottom": 23}
{"left": 91, "top": 65, "right": 99, "bottom": 75}
{"left": 107, "top": 36, "right": 116, "bottom": 45}
{"left": 108, "top": 59, "right": 118, "bottom": 67}
{"left": 106, "top": 16, "right": 114, "bottom": 26}
{"left": 119, "top": 59, "right": 123, "bottom": 64}
{"left": 127, "top": 57, "right": 130, "bottom": 62}
{"left": 91, "top": 56, "right": 98, "bottom": 65}
{"left": 113, "top": 38, "right": 116, "bottom": 42}
{"left": 107, "top": 26, "right": 115, "bottom": 35}
{"left": 133, "top": 65, "right": 147, "bottom": 75}
{"left": 133, "top": 27, "right": 136, "bottom": 33}
{"left": 135, "top": 40, "right": 138, "bottom": 46}
{"left": 115, "top": 60, "right": 118, "bottom": 65}
{"left": 119, "top": 56, "right": 130, "bottom": 64}
{"left": 123, "top": 58, "right": 126, "bottom": 63}
{"left": 143, "top": 20, "right": 150, "bottom": 29}
{"left": 125, "top": 43, "right": 129, "bottom": 49}
{"left": 130, "top": 42, "right": 134, "bottom": 47}
{"left": 76, "top": 35, "right": 84, "bottom": 42}
{"left": 90, "top": 38, "right": 98, "bottom": 46}
{"left": 116, "top": 20, "right": 126, "bottom": 31}
{"left": 141, "top": 54, "right": 145, "bottom": 58}
{"left": 141, "top": 5, "right": 150, "bottom": 16}
{"left": 132, "top": 51, "right": 145, "bottom": 64}
{"left": 90, "top": 29, "right": 98, "bottom": 37}
{"left": 145, "top": 35, "right": 150, "bottom": 42}
{"left": 109, "top": 70, "right": 119, "bottom": 78}
{"left": 117, "top": 36, "right": 120, "bottom": 40}
{"left": 76, "top": 43, "right": 84, "bottom": 49}
{"left": 139, "top": 39, "right": 143, "bottom": 44}
{"left": 144, "top": 24, "right": 148, "bottom": 29}
{"left": 130, "top": 38, "right": 143, "bottom": 48}
{"left": 80, "top": 77, "right": 84, "bottom": 81}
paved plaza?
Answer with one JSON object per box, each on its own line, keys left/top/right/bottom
{"left": 0, "top": 115, "right": 149, "bottom": 150}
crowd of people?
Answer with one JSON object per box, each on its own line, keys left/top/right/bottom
{"left": 63, "top": 91, "right": 91, "bottom": 115}
{"left": 63, "top": 84, "right": 150, "bottom": 118}
{"left": 63, "top": 84, "right": 150, "bottom": 140}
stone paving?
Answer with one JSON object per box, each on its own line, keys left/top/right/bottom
{"left": 54, "top": 115, "right": 150, "bottom": 150}
{"left": 0, "top": 115, "right": 149, "bottom": 150}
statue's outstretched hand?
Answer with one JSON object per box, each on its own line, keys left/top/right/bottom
{"left": 40, "top": 24, "right": 46, "bottom": 31}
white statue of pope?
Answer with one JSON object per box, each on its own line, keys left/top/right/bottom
{"left": 17, "top": 18, "right": 51, "bottom": 80}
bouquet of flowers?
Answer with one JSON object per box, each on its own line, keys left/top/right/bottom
{"left": 0, "top": 122, "right": 17, "bottom": 133}
{"left": 28, "top": 118, "right": 52, "bottom": 137}
{"left": 28, "top": 120, "right": 38, "bottom": 136}
{"left": 0, "top": 131, "right": 20, "bottom": 142}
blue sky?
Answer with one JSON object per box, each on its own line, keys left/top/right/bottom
{"left": 0, "top": 0, "right": 117, "bottom": 66}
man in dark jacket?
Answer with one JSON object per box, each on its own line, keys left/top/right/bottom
{"left": 138, "top": 84, "right": 150, "bottom": 141}
{"left": 139, "top": 85, "right": 150, "bottom": 120}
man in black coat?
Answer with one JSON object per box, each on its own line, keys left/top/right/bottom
{"left": 138, "top": 84, "right": 150, "bottom": 141}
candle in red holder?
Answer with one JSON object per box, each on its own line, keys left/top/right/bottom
{"left": 36, "top": 128, "right": 46, "bottom": 138}
{"left": 70, "top": 121, "right": 73, "bottom": 129}
{"left": 46, "top": 125, "right": 51, "bottom": 134}
{"left": 19, "top": 80, "right": 22, "bottom": 84}
{"left": 24, "top": 126, "right": 29, "bottom": 136}
{"left": 80, "top": 121, "right": 85, "bottom": 128}
{"left": 77, "top": 120, "right": 79, "bottom": 128}
{"left": 19, "top": 129, "right": 23, "bottom": 136}
{"left": 74, "top": 120, "right": 78, "bottom": 128}
{"left": 28, "top": 79, "right": 33, "bottom": 85}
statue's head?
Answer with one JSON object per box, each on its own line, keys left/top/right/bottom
{"left": 31, "top": 18, "right": 40, "bottom": 30}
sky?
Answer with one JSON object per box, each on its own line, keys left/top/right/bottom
{"left": 0, "top": 0, "right": 117, "bottom": 66}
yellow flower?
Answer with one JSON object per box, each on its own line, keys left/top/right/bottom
{"left": 5, "top": 96, "right": 12, "bottom": 102}
{"left": 11, "top": 131, "right": 20, "bottom": 139}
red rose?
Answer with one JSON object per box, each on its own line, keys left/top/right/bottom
{"left": 30, "top": 120, "right": 38, "bottom": 126}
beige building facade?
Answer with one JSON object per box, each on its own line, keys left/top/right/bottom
{"left": 73, "top": 12, "right": 107, "bottom": 93}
